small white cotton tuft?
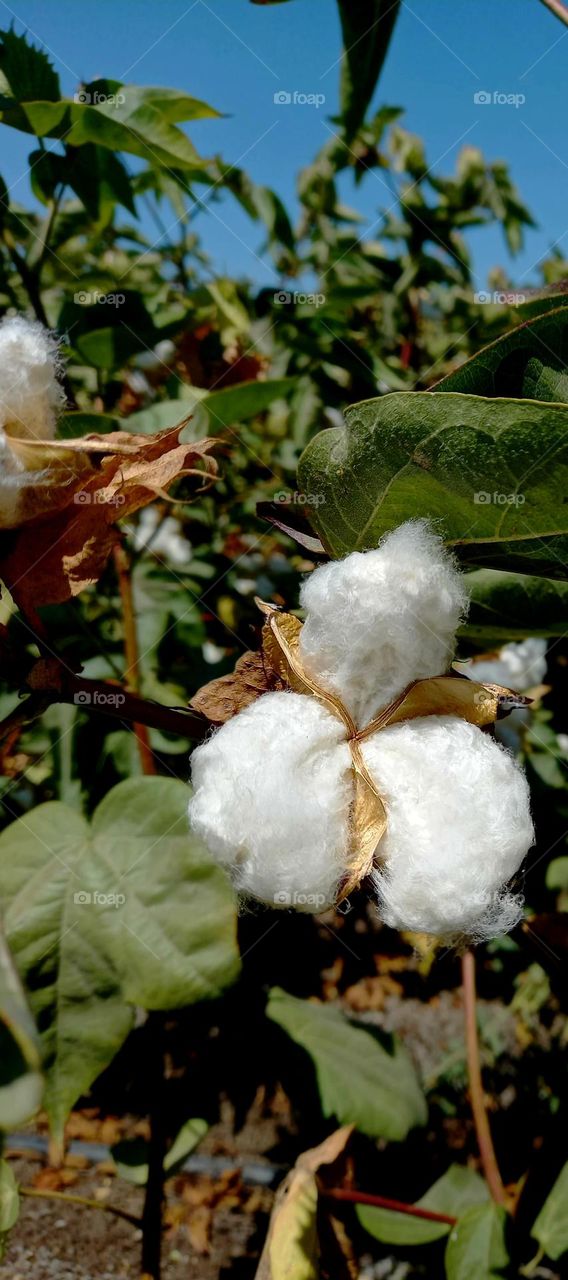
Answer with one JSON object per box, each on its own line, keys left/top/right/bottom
{"left": 467, "top": 638, "right": 548, "bottom": 693}
{"left": 189, "top": 691, "right": 352, "bottom": 910}
{"left": 0, "top": 315, "right": 64, "bottom": 444}
{"left": 299, "top": 521, "right": 468, "bottom": 726}
{"left": 364, "top": 716, "right": 533, "bottom": 940}
{"left": 0, "top": 316, "right": 65, "bottom": 526}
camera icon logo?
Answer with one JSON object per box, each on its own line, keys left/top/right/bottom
{"left": 74, "top": 490, "right": 91, "bottom": 505}
{"left": 473, "top": 90, "right": 492, "bottom": 105}
{"left": 274, "top": 891, "right": 291, "bottom": 905}
{"left": 274, "top": 91, "right": 292, "bottom": 105}
{"left": 474, "top": 291, "right": 491, "bottom": 304}
{"left": 74, "top": 90, "right": 91, "bottom": 104}
{"left": 274, "top": 291, "right": 292, "bottom": 305}
{"left": 474, "top": 491, "right": 492, "bottom": 505}
{"left": 73, "top": 891, "right": 92, "bottom": 904}
{"left": 73, "top": 691, "right": 92, "bottom": 705}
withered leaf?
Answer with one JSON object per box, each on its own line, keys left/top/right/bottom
{"left": 0, "top": 426, "right": 217, "bottom": 609}
{"left": 190, "top": 649, "right": 284, "bottom": 724}
{"left": 255, "top": 1128, "right": 353, "bottom": 1280}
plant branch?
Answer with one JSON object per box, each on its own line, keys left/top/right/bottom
{"left": 19, "top": 1185, "right": 142, "bottom": 1228}
{"left": 462, "top": 949, "right": 508, "bottom": 1207}
{"left": 113, "top": 541, "right": 157, "bottom": 774}
{"left": 538, "top": 0, "right": 568, "bottom": 27}
{"left": 323, "top": 1187, "right": 456, "bottom": 1225}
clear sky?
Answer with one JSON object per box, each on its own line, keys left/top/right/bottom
{"left": 2, "top": 0, "right": 568, "bottom": 294}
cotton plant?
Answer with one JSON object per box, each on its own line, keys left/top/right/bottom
{"left": 189, "top": 522, "right": 534, "bottom": 943}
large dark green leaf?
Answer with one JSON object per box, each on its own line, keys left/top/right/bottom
{"left": 337, "top": 0, "right": 401, "bottom": 140}
{"left": 445, "top": 1203, "right": 509, "bottom": 1279}
{"left": 0, "top": 778, "right": 240, "bottom": 1142}
{"left": 0, "top": 27, "right": 60, "bottom": 102}
{"left": 266, "top": 988, "right": 426, "bottom": 1140}
{"left": 462, "top": 570, "right": 568, "bottom": 644}
{"left": 531, "top": 1162, "right": 568, "bottom": 1261}
{"left": 436, "top": 306, "right": 568, "bottom": 402}
{"left": 358, "top": 1164, "right": 488, "bottom": 1246}
{"left": 298, "top": 391, "right": 568, "bottom": 577}
{"left": 58, "top": 291, "right": 158, "bottom": 369}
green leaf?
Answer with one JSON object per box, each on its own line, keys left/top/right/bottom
{"left": 461, "top": 570, "right": 568, "bottom": 644}
{"left": 266, "top": 988, "right": 426, "bottom": 1140}
{"left": 58, "top": 291, "right": 158, "bottom": 370}
{"left": 0, "top": 778, "right": 240, "bottom": 1142}
{"left": 436, "top": 307, "right": 568, "bottom": 403}
{"left": 337, "top": 0, "right": 402, "bottom": 140}
{"left": 0, "top": 1160, "right": 19, "bottom": 1258}
{"left": 297, "top": 391, "right": 568, "bottom": 578}
{"left": 126, "top": 379, "right": 296, "bottom": 435}
{"left": 445, "top": 1203, "right": 508, "bottom": 1279}
{"left": 531, "top": 1162, "right": 568, "bottom": 1260}
{"left": 546, "top": 858, "right": 568, "bottom": 891}
{"left": 112, "top": 1116, "right": 208, "bottom": 1185}
{"left": 0, "top": 27, "right": 60, "bottom": 102}
{"left": 357, "top": 1164, "right": 488, "bottom": 1246}
{"left": 0, "top": 928, "right": 43, "bottom": 1129}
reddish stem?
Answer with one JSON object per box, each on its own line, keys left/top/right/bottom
{"left": 323, "top": 1187, "right": 456, "bottom": 1225}
{"left": 462, "top": 949, "right": 508, "bottom": 1207}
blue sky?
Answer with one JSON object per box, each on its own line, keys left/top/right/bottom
{"left": 2, "top": 0, "right": 568, "bottom": 292}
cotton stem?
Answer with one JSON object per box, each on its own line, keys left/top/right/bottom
{"left": 462, "top": 949, "right": 508, "bottom": 1207}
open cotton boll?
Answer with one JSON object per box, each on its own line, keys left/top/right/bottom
{"left": 364, "top": 716, "right": 533, "bottom": 940}
{"left": 468, "top": 638, "right": 547, "bottom": 693}
{"left": 0, "top": 315, "right": 64, "bottom": 445}
{"left": 299, "top": 521, "right": 468, "bottom": 726}
{"left": 189, "top": 691, "right": 352, "bottom": 910}
{"left": 0, "top": 316, "right": 65, "bottom": 527}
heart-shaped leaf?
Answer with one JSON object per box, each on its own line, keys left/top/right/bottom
{"left": 444, "top": 1202, "right": 508, "bottom": 1279}
{"left": 531, "top": 1161, "right": 568, "bottom": 1261}
{"left": 0, "top": 778, "right": 240, "bottom": 1142}
{"left": 357, "top": 1164, "right": 488, "bottom": 1246}
{"left": 436, "top": 306, "right": 568, "bottom": 402}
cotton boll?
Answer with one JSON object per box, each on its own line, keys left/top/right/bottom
{"left": 0, "top": 317, "right": 65, "bottom": 527}
{"left": 468, "top": 639, "right": 547, "bottom": 693}
{"left": 189, "top": 691, "right": 352, "bottom": 910}
{"left": 0, "top": 316, "right": 64, "bottom": 444}
{"left": 363, "top": 716, "right": 533, "bottom": 940}
{"left": 299, "top": 521, "right": 468, "bottom": 727}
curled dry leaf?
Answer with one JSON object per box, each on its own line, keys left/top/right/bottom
{"left": 190, "top": 649, "right": 285, "bottom": 724}
{"left": 0, "top": 425, "right": 217, "bottom": 610}
{"left": 255, "top": 1126, "right": 354, "bottom": 1280}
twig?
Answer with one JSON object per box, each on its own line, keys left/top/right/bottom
{"left": 323, "top": 1187, "right": 456, "bottom": 1225}
{"left": 113, "top": 541, "right": 157, "bottom": 774}
{"left": 19, "top": 1185, "right": 142, "bottom": 1228}
{"left": 462, "top": 950, "right": 508, "bottom": 1207}
{"left": 538, "top": 0, "right": 568, "bottom": 27}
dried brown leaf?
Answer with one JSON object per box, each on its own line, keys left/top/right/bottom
{"left": 0, "top": 426, "right": 217, "bottom": 609}
{"left": 255, "top": 1128, "right": 353, "bottom": 1280}
{"left": 190, "top": 649, "right": 284, "bottom": 724}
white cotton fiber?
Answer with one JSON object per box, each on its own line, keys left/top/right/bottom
{"left": 299, "top": 521, "right": 468, "bottom": 726}
{"left": 189, "top": 520, "right": 534, "bottom": 942}
{"left": 189, "top": 691, "right": 352, "bottom": 910}
{"left": 0, "top": 316, "right": 65, "bottom": 527}
{"left": 364, "top": 716, "right": 533, "bottom": 940}
{"left": 0, "top": 315, "right": 64, "bottom": 444}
